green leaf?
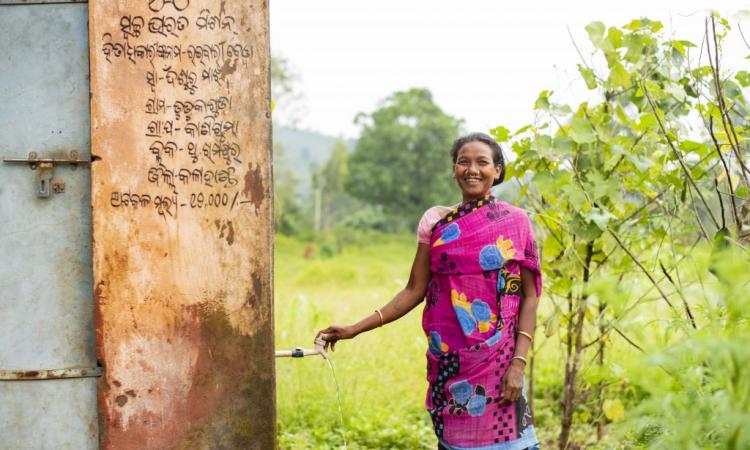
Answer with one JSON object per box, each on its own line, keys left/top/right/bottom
{"left": 514, "top": 124, "right": 532, "bottom": 136}
{"left": 603, "top": 398, "right": 625, "bottom": 422}
{"left": 679, "top": 140, "right": 709, "bottom": 158}
{"left": 532, "top": 171, "right": 557, "bottom": 194}
{"left": 664, "top": 83, "right": 686, "bottom": 102}
{"left": 578, "top": 64, "right": 597, "bottom": 90}
{"left": 568, "top": 118, "right": 597, "bottom": 144}
{"left": 534, "top": 90, "right": 552, "bottom": 110}
{"left": 531, "top": 134, "right": 553, "bottom": 157}
{"left": 606, "top": 27, "right": 623, "bottom": 49}
{"left": 570, "top": 212, "right": 603, "bottom": 241}
{"left": 551, "top": 103, "right": 573, "bottom": 116}
{"left": 623, "top": 34, "right": 646, "bottom": 63}
{"left": 623, "top": 19, "right": 642, "bottom": 31}
{"left": 627, "top": 154, "right": 652, "bottom": 172}
{"left": 736, "top": 184, "right": 748, "bottom": 200}
{"left": 490, "top": 126, "right": 511, "bottom": 143}
{"left": 609, "top": 62, "right": 632, "bottom": 89}
{"left": 586, "top": 21, "right": 606, "bottom": 47}
{"left": 637, "top": 112, "right": 657, "bottom": 131}
{"left": 553, "top": 136, "right": 575, "bottom": 156}
{"left": 586, "top": 207, "right": 615, "bottom": 230}
{"left": 736, "top": 70, "right": 750, "bottom": 87}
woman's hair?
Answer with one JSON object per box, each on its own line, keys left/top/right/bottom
{"left": 450, "top": 132, "right": 506, "bottom": 185}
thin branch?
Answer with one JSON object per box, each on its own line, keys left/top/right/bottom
{"left": 613, "top": 327, "right": 644, "bottom": 353}
{"left": 686, "top": 183, "right": 711, "bottom": 241}
{"left": 568, "top": 26, "right": 593, "bottom": 71}
{"left": 643, "top": 83, "right": 722, "bottom": 230}
{"left": 605, "top": 132, "right": 646, "bottom": 178}
{"left": 607, "top": 228, "right": 675, "bottom": 310}
{"left": 738, "top": 22, "right": 750, "bottom": 50}
{"left": 659, "top": 261, "right": 697, "bottom": 329}
{"left": 708, "top": 116, "right": 743, "bottom": 230}
{"left": 715, "top": 178, "right": 727, "bottom": 230}
{"left": 707, "top": 16, "right": 750, "bottom": 184}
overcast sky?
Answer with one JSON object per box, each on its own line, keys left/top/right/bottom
{"left": 270, "top": 1, "right": 749, "bottom": 139}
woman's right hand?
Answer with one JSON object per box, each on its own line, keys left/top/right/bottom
{"left": 316, "top": 325, "right": 356, "bottom": 352}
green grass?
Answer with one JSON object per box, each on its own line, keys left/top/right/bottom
{"left": 275, "top": 233, "right": 435, "bottom": 449}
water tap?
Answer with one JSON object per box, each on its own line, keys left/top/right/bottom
{"left": 274, "top": 336, "right": 328, "bottom": 359}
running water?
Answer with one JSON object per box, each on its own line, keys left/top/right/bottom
{"left": 321, "top": 354, "right": 348, "bottom": 450}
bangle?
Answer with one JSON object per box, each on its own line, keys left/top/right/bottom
{"left": 517, "top": 330, "right": 534, "bottom": 343}
{"left": 511, "top": 355, "right": 527, "bottom": 365}
{"left": 375, "top": 309, "right": 384, "bottom": 327}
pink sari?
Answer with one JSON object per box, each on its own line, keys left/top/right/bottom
{"left": 423, "top": 194, "right": 542, "bottom": 450}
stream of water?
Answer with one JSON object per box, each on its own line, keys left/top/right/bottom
{"left": 323, "top": 356, "right": 348, "bottom": 450}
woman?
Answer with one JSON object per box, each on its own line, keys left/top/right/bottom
{"left": 318, "top": 133, "right": 542, "bottom": 450}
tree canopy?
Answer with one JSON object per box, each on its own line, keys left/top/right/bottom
{"left": 346, "top": 88, "right": 463, "bottom": 226}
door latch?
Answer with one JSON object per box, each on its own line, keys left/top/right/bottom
{"left": 2, "top": 150, "right": 91, "bottom": 197}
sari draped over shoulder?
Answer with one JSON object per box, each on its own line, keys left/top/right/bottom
{"left": 423, "top": 194, "right": 542, "bottom": 450}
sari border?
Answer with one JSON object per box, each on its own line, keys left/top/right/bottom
{"left": 432, "top": 193, "right": 495, "bottom": 233}
{"left": 437, "top": 426, "right": 538, "bottom": 450}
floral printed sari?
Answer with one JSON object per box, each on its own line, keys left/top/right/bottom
{"left": 423, "top": 194, "right": 542, "bottom": 450}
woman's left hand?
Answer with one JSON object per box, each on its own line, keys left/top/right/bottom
{"left": 500, "top": 360, "right": 525, "bottom": 404}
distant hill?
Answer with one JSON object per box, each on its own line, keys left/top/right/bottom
{"left": 272, "top": 125, "right": 357, "bottom": 196}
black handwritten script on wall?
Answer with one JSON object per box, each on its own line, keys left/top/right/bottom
{"left": 102, "top": 0, "right": 256, "bottom": 220}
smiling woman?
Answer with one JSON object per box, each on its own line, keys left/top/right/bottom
{"left": 318, "top": 132, "right": 542, "bottom": 450}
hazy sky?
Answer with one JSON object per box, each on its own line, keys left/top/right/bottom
{"left": 270, "top": 1, "right": 749, "bottom": 139}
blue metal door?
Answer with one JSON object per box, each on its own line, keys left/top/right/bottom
{"left": 0, "top": 2, "right": 98, "bottom": 448}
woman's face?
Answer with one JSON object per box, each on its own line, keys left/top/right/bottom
{"left": 453, "top": 141, "right": 502, "bottom": 202}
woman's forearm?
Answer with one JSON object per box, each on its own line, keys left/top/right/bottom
{"left": 350, "top": 288, "right": 424, "bottom": 337}
{"left": 513, "top": 295, "right": 538, "bottom": 359}
{"left": 513, "top": 267, "right": 540, "bottom": 361}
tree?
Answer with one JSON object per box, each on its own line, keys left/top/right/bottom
{"left": 273, "top": 142, "right": 308, "bottom": 234}
{"left": 497, "top": 14, "right": 749, "bottom": 449}
{"left": 346, "top": 88, "right": 463, "bottom": 228}
{"left": 315, "top": 140, "right": 359, "bottom": 230}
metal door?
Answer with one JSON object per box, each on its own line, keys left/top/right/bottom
{"left": 0, "top": 2, "right": 98, "bottom": 449}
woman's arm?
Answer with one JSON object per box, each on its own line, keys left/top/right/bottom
{"left": 316, "top": 242, "right": 431, "bottom": 352}
{"left": 501, "top": 267, "right": 539, "bottom": 403}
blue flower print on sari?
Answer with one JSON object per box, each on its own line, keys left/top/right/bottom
{"left": 470, "top": 300, "right": 495, "bottom": 332}
{"left": 451, "top": 290, "right": 477, "bottom": 335}
{"left": 452, "top": 290, "right": 497, "bottom": 335}
{"left": 467, "top": 394, "right": 487, "bottom": 417}
{"left": 428, "top": 331, "right": 449, "bottom": 355}
{"left": 486, "top": 329, "right": 502, "bottom": 346}
{"left": 479, "top": 235, "right": 517, "bottom": 270}
{"left": 448, "top": 380, "right": 473, "bottom": 405}
{"left": 433, "top": 222, "right": 460, "bottom": 247}
{"left": 448, "top": 380, "right": 489, "bottom": 417}
{"left": 496, "top": 274, "right": 506, "bottom": 292}
{"left": 456, "top": 308, "right": 477, "bottom": 335}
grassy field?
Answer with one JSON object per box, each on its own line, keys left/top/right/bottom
{"left": 275, "top": 233, "right": 435, "bottom": 449}
{"left": 274, "top": 233, "right": 639, "bottom": 449}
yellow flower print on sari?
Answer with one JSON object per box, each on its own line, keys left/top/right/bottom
{"left": 479, "top": 235, "right": 517, "bottom": 270}
{"left": 451, "top": 290, "right": 498, "bottom": 335}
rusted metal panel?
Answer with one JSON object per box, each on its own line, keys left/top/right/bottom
{"left": 0, "top": 1, "right": 87, "bottom": 4}
{"left": 88, "top": 0, "right": 274, "bottom": 448}
{"left": 0, "top": 3, "right": 98, "bottom": 448}
{"left": 0, "top": 367, "right": 102, "bottom": 380}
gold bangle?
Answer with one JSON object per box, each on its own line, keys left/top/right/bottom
{"left": 375, "top": 309, "right": 384, "bottom": 327}
{"left": 517, "top": 330, "right": 534, "bottom": 343}
{"left": 511, "top": 355, "right": 528, "bottom": 365}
